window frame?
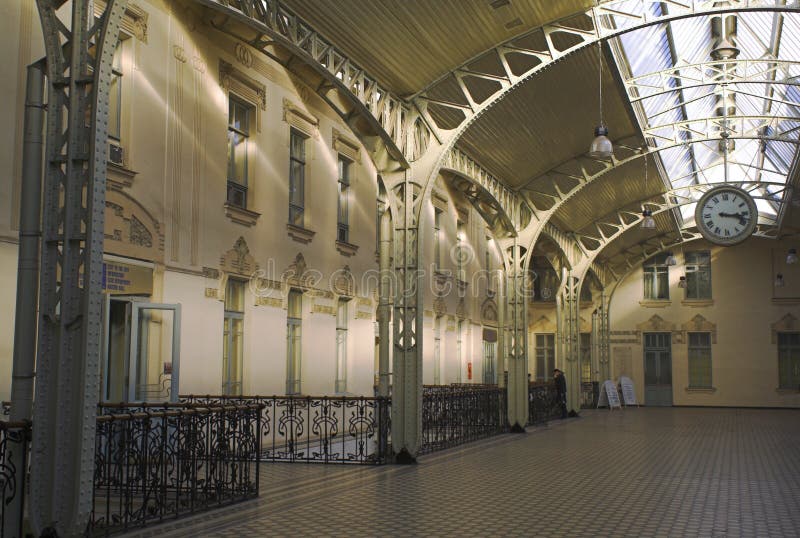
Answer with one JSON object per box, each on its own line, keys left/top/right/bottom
{"left": 685, "top": 250, "right": 712, "bottom": 300}
{"left": 687, "top": 331, "right": 712, "bottom": 389}
{"left": 222, "top": 278, "right": 246, "bottom": 396}
{"left": 535, "top": 333, "right": 556, "bottom": 381}
{"left": 286, "top": 289, "right": 303, "bottom": 395}
{"left": 643, "top": 254, "right": 670, "bottom": 300}
{"left": 337, "top": 155, "right": 351, "bottom": 244}
{"left": 335, "top": 298, "right": 349, "bottom": 393}
{"left": 227, "top": 96, "right": 253, "bottom": 209}
{"left": 778, "top": 332, "right": 800, "bottom": 390}
{"left": 289, "top": 129, "right": 308, "bottom": 228}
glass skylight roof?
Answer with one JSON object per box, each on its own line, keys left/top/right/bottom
{"left": 607, "top": 4, "right": 799, "bottom": 227}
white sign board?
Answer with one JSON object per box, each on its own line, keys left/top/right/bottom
{"left": 597, "top": 380, "right": 622, "bottom": 410}
{"left": 619, "top": 376, "right": 638, "bottom": 407}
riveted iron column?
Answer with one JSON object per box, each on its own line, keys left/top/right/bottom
{"left": 504, "top": 239, "right": 528, "bottom": 430}
{"left": 389, "top": 171, "right": 424, "bottom": 463}
{"left": 378, "top": 200, "right": 392, "bottom": 397}
{"left": 563, "top": 273, "right": 582, "bottom": 414}
{"left": 32, "top": 1, "right": 127, "bottom": 535}
{"left": 599, "top": 291, "right": 611, "bottom": 382}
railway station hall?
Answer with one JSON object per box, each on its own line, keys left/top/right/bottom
{"left": 2, "top": 1, "right": 800, "bottom": 537}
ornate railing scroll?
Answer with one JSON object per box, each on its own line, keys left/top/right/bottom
{"left": 1, "top": 420, "right": 30, "bottom": 538}
{"left": 527, "top": 382, "right": 563, "bottom": 426}
{"left": 180, "top": 396, "right": 391, "bottom": 465}
{"left": 419, "top": 385, "right": 508, "bottom": 455}
{"left": 90, "top": 403, "right": 262, "bottom": 537}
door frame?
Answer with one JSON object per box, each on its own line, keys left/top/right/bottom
{"left": 643, "top": 331, "right": 673, "bottom": 406}
{"left": 128, "top": 302, "right": 182, "bottom": 402}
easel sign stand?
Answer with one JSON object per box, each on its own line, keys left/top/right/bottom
{"left": 619, "top": 376, "right": 639, "bottom": 407}
{"left": 596, "top": 380, "right": 622, "bottom": 410}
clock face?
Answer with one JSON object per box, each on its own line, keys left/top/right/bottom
{"left": 694, "top": 186, "right": 757, "bottom": 246}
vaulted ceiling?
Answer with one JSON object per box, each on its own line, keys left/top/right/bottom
{"left": 239, "top": 0, "right": 800, "bottom": 267}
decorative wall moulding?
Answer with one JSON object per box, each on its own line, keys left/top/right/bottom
{"left": 431, "top": 190, "right": 448, "bottom": 212}
{"left": 287, "top": 223, "right": 316, "bottom": 245}
{"left": 95, "top": 1, "right": 148, "bottom": 42}
{"left": 681, "top": 299, "right": 714, "bottom": 308}
{"left": 224, "top": 203, "right": 261, "bottom": 227}
{"left": 255, "top": 296, "right": 283, "bottom": 308}
{"left": 771, "top": 313, "right": 799, "bottom": 344}
{"left": 638, "top": 300, "right": 671, "bottom": 308}
{"left": 220, "top": 236, "right": 258, "bottom": 278}
{"left": 220, "top": 60, "right": 267, "bottom": 131}
{"left": 681, "top": 314, "right": 717, "bottom": 344}
{"left": 204, "top": 288, "right": 218, "bottom": 298}
{"left": 335, "top": 240, "right": 359, "bottom": 258}
{"left": 685, "top": 387, "right": 717, "bottom": 394}
{"left": 332, "top": 128, "right": 361, "bottom": 163}
{"left": 107, "top": 162, "right": 137, "bottom": 191}
{"left": 104, "top": 190, "right": 164, "bottom": 263}
{"left": 283, "top": 98, "right": 319, "bottom": 139}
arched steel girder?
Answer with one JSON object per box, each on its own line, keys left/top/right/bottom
{"left": 625, "top": 58, "right": 800, "bottom": 104}
{"left": 573, "top": 181, "right": 789, "bottom": 254}
{"left": 190, "top": 0, "right": 433, "bottom": 172}
{"left": 440, "top": 148, "right": 529, "bottom": 237}
{"left": 570, "top": 183, "right": 786, "bottom": 296}
{"left": 411, "top": 0, "right": 800, "bottom": 145}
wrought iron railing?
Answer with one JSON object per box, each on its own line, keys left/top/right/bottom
{"left": 420, "top": 385, "right": 507, "bottom": 455}
{"left": 580, "top": 381, "right": 600, "bottom": 409}
{"left": 180, "top": 396, "right": 391, "bottom": 465}
{"left": 527, "top": 382, "right": 563, "bottom": 426}
{"left": 91, "top": 403, "right": 262, "bottom": 537}
{"left": 1, "top": 420, "right": 30, "bottom": 538}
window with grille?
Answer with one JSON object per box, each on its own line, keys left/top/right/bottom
{"left": 643, "top": 254, "right": 669, "bottom": 300}
{"left": 688, "top": 332, "right": 712, "bottom": 388}
{"left": 536, "top": 333, "right": 555, "bottom": 381}
{"left": 778, "top": 332, "right": 800, "bottom": 390}
{"left": 685, "top": 251, "right": 712, "bottom": 300}
{"left": 227, "top": 98, "right": 252, "bottom": 209}
{"left": 289, "top": 129, "right": 307, "bottom": 227}
{"left": 337, "top": 156, "right": 351, "bottom": 243}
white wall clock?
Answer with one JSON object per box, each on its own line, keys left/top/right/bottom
{"left": 694, "top": 185, "right": 757, "bottom": 246}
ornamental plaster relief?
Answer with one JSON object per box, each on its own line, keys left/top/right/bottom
{"left": 104, "top": 190, "right": 164, "bottom": 263}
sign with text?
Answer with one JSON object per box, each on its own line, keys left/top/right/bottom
{"left": 597, "top": 379, "right": 622, "bottom": 410}
{"left": 619, "top": 376, "right": 638, "bottom": 407}
{"left": 102, "top": 261, "right": 153, "bottom": 295}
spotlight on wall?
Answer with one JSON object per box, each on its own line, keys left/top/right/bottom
{"left": 788, "top": 248, "right": 798, "bottom": 265}
{"left": 665, "top": 252, "right": 677, "bottom": 266}
{"left": 678, "top": 275, "right": 687, "bottom": 289}
{"left": 641, "top": 209, "right": 656, "bottom": 229}
{"left": 775, "top": 273, "right": 785, "bottom": 287}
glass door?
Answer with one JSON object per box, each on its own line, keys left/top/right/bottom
{"left": 643, "top": 332, "right": 672, "bottom": 406}
{"left": 128, "top": 303, "right": 181, "bottom": 402}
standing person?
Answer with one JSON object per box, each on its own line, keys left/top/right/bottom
{"left": 553, "top": 368, "right": 567, "bottom": 419}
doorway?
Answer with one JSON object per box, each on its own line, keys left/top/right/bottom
{"left": 101, "top": 297, "right": 182, "bottom": 402}
{"left": 643, "top": 332, "right": 672, "bottom": 406}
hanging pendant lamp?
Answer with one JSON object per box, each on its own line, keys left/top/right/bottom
{"left": 787, "top": 248, "right": 798, "bottom": 265}
{"left": 641, "top": 152, "right": 655, "bottom": 229}
{"left": 589, "top": 41, "right": 613, "bottom": 159}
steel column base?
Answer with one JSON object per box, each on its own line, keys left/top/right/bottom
{"left": 395, "top": 449, "right": 417, "bottom": 464}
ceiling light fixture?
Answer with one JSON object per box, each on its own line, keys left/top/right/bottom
{"left": 787, "top": 248, "right": 798, "bottom": 265}
{"left": 641, "top": 153, "right": 656, "bottom": 229}
{"left": 775, "top": 273, "right": 785, "bottom": 287}
{"left": 588, "top": 41, "right": 613, "bottom": 159}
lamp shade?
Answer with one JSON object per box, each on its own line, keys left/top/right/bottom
{"left": 788, "top": 248, "right": 798, "bottom": 265}
{"left": 665, "top": 252, "right": 677, "bottom": 266}
{"left": 589, "top": 125, "right": 613, "bottom": 159}
{"left": 678, "top": 276, "right": 687, "bottom": 289}
{"left": 641, "top": 209, "right": 656, "bottom": 229}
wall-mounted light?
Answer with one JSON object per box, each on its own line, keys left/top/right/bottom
{"left": 775, "top": 273, "right": 785, "bottom": 287}
{"left": 787, "top": 248, "right": 798, "bottom": 265}
{"left": 678, "top": 275, "right": 687, "bottom": 289}
{"left": 665, "top": 252, "right": 677, "bottom": 266}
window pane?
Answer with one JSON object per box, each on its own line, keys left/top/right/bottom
{"left": 225, "top": 279, "right": 245, "bottom": 312}
{"left": 109, "top": 73, "right": 121, "bottom": 140}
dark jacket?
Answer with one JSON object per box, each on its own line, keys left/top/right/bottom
{"left": 555, "top": 374, "right": 567, "bottom": 396}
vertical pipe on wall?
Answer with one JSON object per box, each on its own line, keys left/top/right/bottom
{"left": 4, "top": 61, "right": 45, "bottom": 538}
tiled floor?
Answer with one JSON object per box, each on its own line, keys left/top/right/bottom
{"left": 122, "top": 408, "right": 800, "bottom": 537}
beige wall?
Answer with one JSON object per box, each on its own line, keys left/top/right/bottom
{"left": 609, "top": 238, "right": 800, "bottom": 408}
